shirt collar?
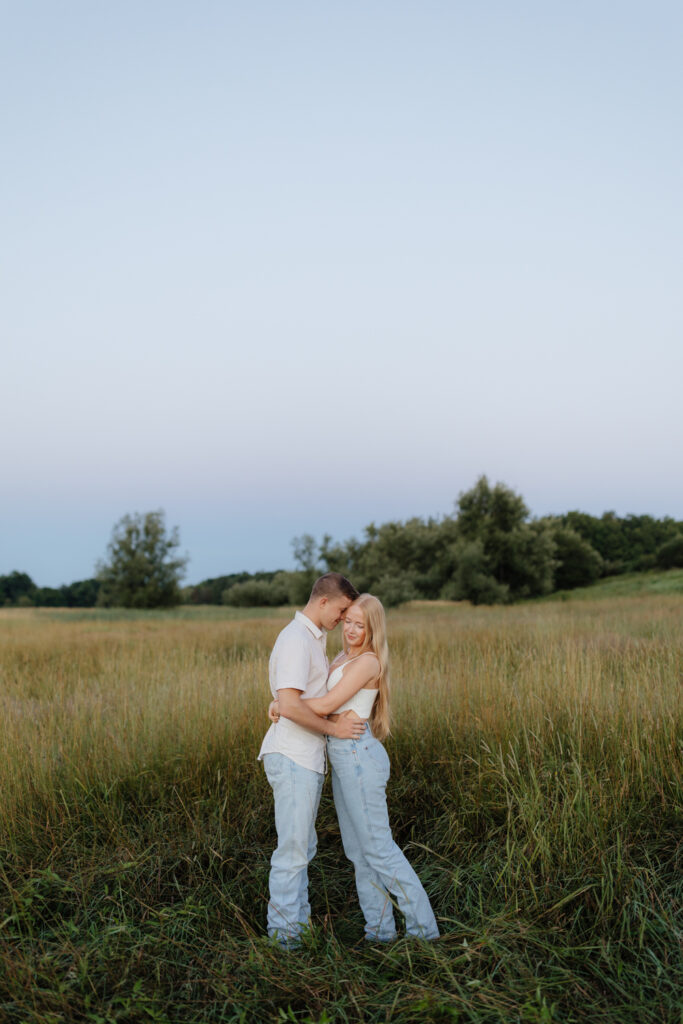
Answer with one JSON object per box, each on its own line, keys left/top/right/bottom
{"left": 295, "top": 610, "right": 324, "bottom": 640}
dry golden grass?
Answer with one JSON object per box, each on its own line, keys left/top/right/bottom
{"left": 1, "top": 598, "right": 680, "bottom": 821}
{"left": 0, "top": 597, "right": 681, "bottom": 1022}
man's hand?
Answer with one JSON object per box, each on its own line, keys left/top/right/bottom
{"left": 268, "top": 699, "right": 280, "bottom": 722}
{"left": 330, "top": 715, "right": 365, "bottom": 740}
{"left": 277, "top": 689, "right": 365, "bottom": 739}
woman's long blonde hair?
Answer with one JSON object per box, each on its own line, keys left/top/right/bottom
{"left": 343, "top": 593, "right": 391, "bottom": 740}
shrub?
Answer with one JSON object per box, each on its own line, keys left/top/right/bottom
{"left": 443, "top": 540, "right": 510, "bottom": 605}
{"left": 372, "top": 572, "right": 419, "bottom": 608}
{"left": 551, "top": 527, "right": 603, "bottom": 590}
{"left": 655, "top": 534, "right": 683, "bottom": 569}
{"left": 222, "top": 577, "right": 289, "bottom": 607}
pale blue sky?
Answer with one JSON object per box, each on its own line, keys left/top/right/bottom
{"left": 2, "top": 2, "right": 682, "bottom": 586}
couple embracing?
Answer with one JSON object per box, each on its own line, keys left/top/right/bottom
{"left": 258, "top": 572, "right": 439, "bottom": 948}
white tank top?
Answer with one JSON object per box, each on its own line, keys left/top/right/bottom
{"left": 327, "top": 655, "right": 379, "bottom": 719}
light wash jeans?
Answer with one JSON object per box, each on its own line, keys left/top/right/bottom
{"left": 327, "top": 724, "right": 439, "bottom": 941}
{"left": 262, "top": 752, "right": 324, "bottom": 947}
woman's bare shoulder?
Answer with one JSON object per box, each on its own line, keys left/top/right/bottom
{"left": 356, "top": 651, "right": 380, "bottom": 673}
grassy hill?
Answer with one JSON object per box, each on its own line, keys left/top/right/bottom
{"left": 546, "top": 567, "right": 683, "bottom": 601}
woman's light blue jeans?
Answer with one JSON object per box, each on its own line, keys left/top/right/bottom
{"left": 262, "top": 752, "right": 324, "bottom": 947}
{"left": 327, "top": 725, "right": 439, "bottom": 941}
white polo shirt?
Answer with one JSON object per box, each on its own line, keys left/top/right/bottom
{"left": 258, "top": 611, "right": 329, "bottom": 774}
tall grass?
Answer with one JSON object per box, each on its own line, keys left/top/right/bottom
{"left": 0, "top": 598, "right": 681, "bottom": 1023}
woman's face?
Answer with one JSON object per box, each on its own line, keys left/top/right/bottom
{"left": 343, "top": 604, "right": 367, "bottom": 649}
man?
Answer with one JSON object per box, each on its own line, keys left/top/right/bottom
{"left": 258, "top": 572, "right": 362, "bottom": 948}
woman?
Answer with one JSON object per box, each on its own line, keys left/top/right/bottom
{"left": 270, "top": 593, "right": 439, "bottom": 942}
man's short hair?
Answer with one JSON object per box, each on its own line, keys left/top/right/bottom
{"left": 310, "top": 572, "right": 359, "bottom": 603}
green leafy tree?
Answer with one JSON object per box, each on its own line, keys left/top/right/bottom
{"left": 33, "top": 587, "right": 62, "bottom": 607}
{"left": 184, "top": 571, "right": 284, "bottom": 605}
{"left": 0, "top": 571, "right": 36, "bottom": 606}
{"left": 656, "top": 534, "right": 683, "bottom": 569}
{"left": 289, "top": 533, "right": 321, "bottom": 604}
{"left": 64, "top": 578, "right": 101, "bottom": 607}
{"left": 96, "top": 511, "right": 187, "bottom": 609}
{"left": 561, "top": 510, "right": 683, "bottom": 574}
{"left": 320, "top": 518, "right": 458, "bottom": 600}
{"left": 319, "top": 532, "right": 370, "bottom": 590}
{"left": 372, "top": 570, "right": 419, "bottom": 608}
{"left": 442, "top": 539, "right": 510, "bottom": 605}
{"left": 447, "top": 476, "right": 556, "bottom": 603}
{"left": 34, "top": 578, "right": 101, "bottom": 608}
{"left": 547, "top": 525, "right": 603, "bottom": 590}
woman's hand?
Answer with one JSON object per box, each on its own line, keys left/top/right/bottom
{"left": 268, "top": 699, "right": 280, "bottom": 723}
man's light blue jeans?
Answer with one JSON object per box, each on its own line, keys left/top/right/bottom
{"left": 327, "top": 725, "right": 439, "bottom": 942}
{"left": 262, "top": 752, "right": 324, "bottom": 947}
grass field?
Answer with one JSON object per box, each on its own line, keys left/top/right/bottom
{"left": 0, "top": 595, "right": 681, "bottom": 1023}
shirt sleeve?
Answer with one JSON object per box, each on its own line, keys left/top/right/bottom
{"left": 272, "top": 633, "right": 310, "bottom": 692}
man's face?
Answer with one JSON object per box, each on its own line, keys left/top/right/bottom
{"left": 319, "top": 594, "right": 352, "bottom": 631}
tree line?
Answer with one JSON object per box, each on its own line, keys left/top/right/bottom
{"left": 194, "top": 476, "right": 683, "bottom": 608}
{"left": 0, "top": 572, "right": 100, "bottom": 608}
{"left": 4, "top": 478, "right": 683, "bottom": 609}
